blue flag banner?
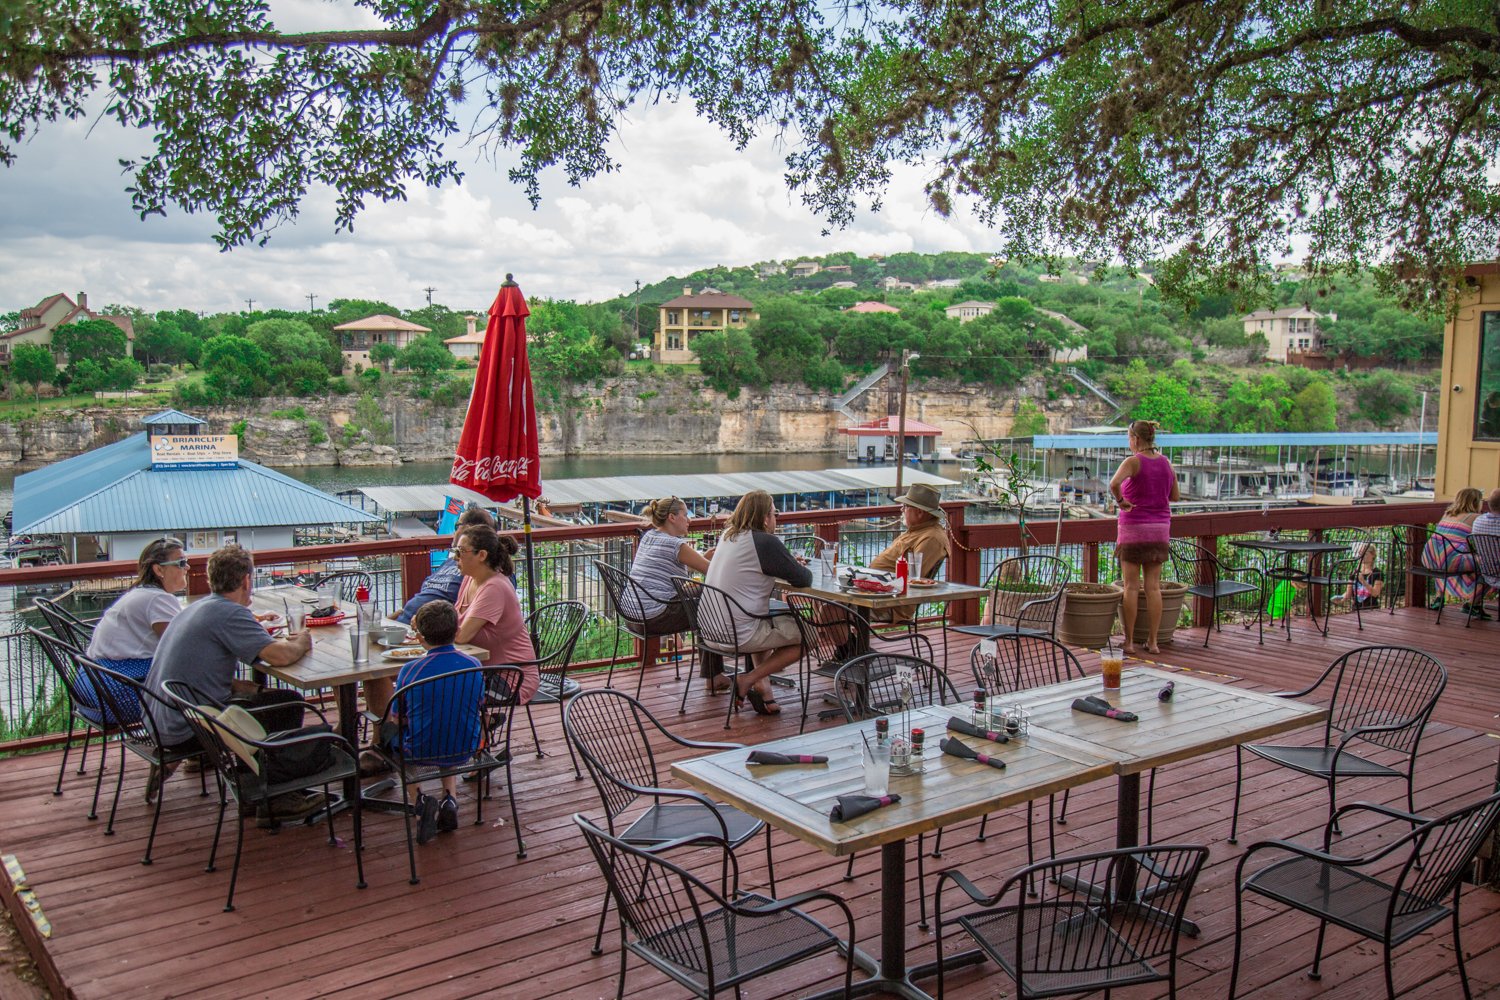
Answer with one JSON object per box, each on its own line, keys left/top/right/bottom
{"left": 434, "top": 496, "right": 465, "bottom": 569}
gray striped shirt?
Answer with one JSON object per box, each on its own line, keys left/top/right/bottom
{"left": 626, "top": 529, "right": 690, "bottom": 617}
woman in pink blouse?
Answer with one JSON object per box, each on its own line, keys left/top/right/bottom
{"left": 1110, "top": 420, "right": 1180, "bottom": 655}
{"left": 453, "top": 525, "right": 539, "bottom": 703}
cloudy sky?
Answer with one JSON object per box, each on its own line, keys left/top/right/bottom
{"left": 0, "top": 2, "right": 1000, "bottom": 317}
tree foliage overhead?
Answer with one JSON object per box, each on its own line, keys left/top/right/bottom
{"left": 4, "top": 2, "right": 1497, "bottom": 307}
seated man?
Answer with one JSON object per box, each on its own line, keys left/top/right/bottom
{"left": 143, "top": 543, "right": 321, "bottom": 821}
{"left": 394, "top": 507, "right": 497, "bottom": 624}
{"left": 867, "top": 483, "right": 950, "bottom": 624}
{"left": 384, "top": 600, "right": 484, "bottom": 845}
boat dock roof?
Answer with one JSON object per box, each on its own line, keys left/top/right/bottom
{"left": 1035, "top": 431, "right": 1438, "bottom": 450}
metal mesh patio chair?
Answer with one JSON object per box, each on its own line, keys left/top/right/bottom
{"left": 33, "top": 596, "right": 96, "bottom": 648}
{"left": 784, "top": 591, "right": 933, "bottom": 733}
{"left": 563, "top": 689, "right": 776, "bottom": 957}
{"left": 934, "top": 843, "right": 1210, "bottom": 999}
{"left": 949, "top": 554, "right": 1070, "bottom": 641}
{"left": 1403, "top": 524, "right": 1475, "bottom": 623}
{"left": 1305, "top": 529, "right": 1382, "bottom": 636}
{"left": 1228, "top": 645, "right": 1448, "bottom": 844}
{"left": 1168, "top": 538, "right": 1265, "bottom": 645}
{"left": 573, "top": 813, "right": 856, "bottom": 1000}
{"left": 672, "top": 576, "right": 808, "bottom": 729}
{"left": 160, "top": 679, "right": 365, "bottom": 912}
{"left": 831, "top": 652, "right": 959, "bottom": 929}
{"left": 593, "top": 559, "right": 689, "bottom": 701}
{"left": 29, "top": 626, "right": 119, "bottom": 813}
{"left": 519, "top": 599, "right": 588, "bottom": 773}
{"left": 368, "top": 664, "right": 526, "bottom": 882}
{"left": 1464, "top": 532, "right": 1500, "bottom": 626}
{"left": 1230, "top": 790, "right": 1500, "bottom": 1000}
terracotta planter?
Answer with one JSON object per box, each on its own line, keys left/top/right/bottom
{"left": 1057, "top": 582, "right": 1124, "bottom": 649}
{"left": 1128, "top": 579, "right": 1191, "bottom": 646}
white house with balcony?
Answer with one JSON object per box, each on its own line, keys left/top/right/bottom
{"left": 1240, "top": 306, "right": 1336, "bottom": 363}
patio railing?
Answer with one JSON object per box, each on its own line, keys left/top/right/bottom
{"left": 0, "top": 498, "right": 1448, "bottom": 751}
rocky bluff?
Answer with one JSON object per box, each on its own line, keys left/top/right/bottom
{"left": 0, "top": 374, "right": 1103, "bottom": 469}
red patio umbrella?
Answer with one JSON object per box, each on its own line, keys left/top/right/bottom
{"left": 450, "top": 273, "right": 542, "bottom": 608}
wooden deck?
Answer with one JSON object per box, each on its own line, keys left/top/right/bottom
{"left": 3, "top": 604, "right": 1499, "bottom": 999}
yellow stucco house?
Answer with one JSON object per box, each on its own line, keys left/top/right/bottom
{"left": 654, "top": 288, "right": 757, "bottom": 364}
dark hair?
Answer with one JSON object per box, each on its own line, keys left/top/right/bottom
{"left": 207, "top": 544, "right": 253, "bottom": 595}
{"left": 134, "top": 537, "right": 184, "bottom": 590}
{"left": 461, "top": 524, "right": 517, "bottom": 574}
{"left": 1129, "top": 419, "right": 1159, "bottom": 448}
{"left": 457, "top": 506, "right": 495, "bottom": 530}
{"left": 412, "top": 600, "right": 459, "bottom": 645}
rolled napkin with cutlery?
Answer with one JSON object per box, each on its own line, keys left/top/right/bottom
{"left": 945, "top": 716, "right": 1010, "bottom": 744}
{"left": 940, "top": 736, "right": 1007, "bottom": 770}
{"left": 1071, "top": 696, "right": 1139, "bottom": 723}
{"left": 830, "top": 792, "right": 902, "bottom": 822}
{"left": 1158, "top": 681, "right": 1175, "bottom": 702}
{"left": 746, "top": 750, "right": 829, "bottom": 766}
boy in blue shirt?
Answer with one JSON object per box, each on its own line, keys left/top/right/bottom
{"left": 393, "top": 600, "right": 483, "bottom": 843}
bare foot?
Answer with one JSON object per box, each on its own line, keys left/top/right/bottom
{"left": 1121, "top": 643, "right": 1137, "bottom": 656}
{"left": 1145, "top": 643, "right": 1161, "bottom": 655}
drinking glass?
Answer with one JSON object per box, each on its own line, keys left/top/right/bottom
{"left": 909, "top": 551, "right": 924, "bottom": 582}
{"left": 863, "top": 743, "right": 891, "bottom": 796}
{"left": 349, "top": 628, "right": 369, "bottom": 665}
{"left": 1100, "top": 649, "right": 1123, "bottom": 690}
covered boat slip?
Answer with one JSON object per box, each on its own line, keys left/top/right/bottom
{"left": 343, "top": 466, "right": 960, "bottom": 523}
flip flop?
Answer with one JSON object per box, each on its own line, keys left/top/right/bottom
{"left": 745, "top": 687, "right": 781, "bottom": 716}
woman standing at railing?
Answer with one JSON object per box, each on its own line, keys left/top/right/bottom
{"left": 82, "top": 537, "right": 189, "bottom": 722}
{"left": 1111, "top": 420, "right": 1180, "bottom": 655}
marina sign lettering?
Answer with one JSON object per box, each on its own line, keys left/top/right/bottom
{"left": 151, "top": 434, "right": 240, "bottom": 470}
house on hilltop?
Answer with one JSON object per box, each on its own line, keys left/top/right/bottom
{"left": 332, "top": 314, "right": 430, "bottom": 373}
{"left": 846, "top": 301, "right": 901, "bottom": 314}
{"left": 2, "top": 292, "right": 135, "bottom": 364}
{"left": 654, "top": 288, "right": 757, "bottom": 364}
{"left": 945, "top": 300, "right": 995, "bottom": 323}
{"left": 1241, "top": 306, "right": 1336, "bottom": 363}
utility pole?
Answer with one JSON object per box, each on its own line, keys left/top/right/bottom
{"left": 894, "top": 349, "right": 920, "bottom": 496}
{"left": 244, "top": 298, "right": 255, "bottom": 313}
{"left": 424, "top": 286, "right": 437, "bottom": 307}
{"left": 633, "top": 279, "right": 642, "bottom": 354}
{"left": 306, "top": 293, "right": 317, "bottom": 311}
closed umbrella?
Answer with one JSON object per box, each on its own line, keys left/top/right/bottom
{"left": 450, "top": 273, "right": 542, "bottom": 610}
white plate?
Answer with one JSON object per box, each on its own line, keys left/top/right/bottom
{"left": 257, "top": 613, "right": 284, "bottom": 626}
{"left": 383, "top": 646, "right": 425, "bottom": 662}
{"left": 909, "top": 580, "right": 941, "bottom": 589}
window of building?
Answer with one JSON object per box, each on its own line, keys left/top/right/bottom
{"left": 667, "top": 332, "right": 683, "bottom": 351}
{"left": 729, "top": 310, "right": 742, "bottom": 323}
{"left": 692, "top": 309, "right": 714, "bottom": 325}
{"left": 1476, "top": 312, "right": 1500, "bottom": 441}
{"left": 667, "top": 311, "right": 679, "bottom": 325}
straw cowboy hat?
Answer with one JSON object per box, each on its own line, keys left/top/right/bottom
{"left": 895, "top": 483, "right": 943, "bottom": 517}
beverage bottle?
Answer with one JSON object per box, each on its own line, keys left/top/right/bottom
{"left": 911, "top": 727, "right": 925, "bottom": 770}
{"left": 875, "top": 717, "right": 889, "bottom": 746}
{"left": 896, "top": 553, "right": 909, "bottom": 594}
{"left": 973, "top": 688, "right": 987, "bottom": 726}
{"left": 355, "top": 583, "right": 373, "bottom": 626}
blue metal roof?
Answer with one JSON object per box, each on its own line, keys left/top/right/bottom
{"left": 12, "top": 433, "right": 380, "bottom": 534}
{"left": 141, "top": 409, "right": 206, "bottom": 426}
{"left": 1034, "top": 432, "right": 1439, "bottom": 450}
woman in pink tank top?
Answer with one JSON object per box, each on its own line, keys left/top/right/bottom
{"left": 1110, "top": 420, "right": 1180, "bottom": 654}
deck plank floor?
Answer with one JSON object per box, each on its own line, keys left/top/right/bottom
{"left": 2, "top": 604, "right": 1498, "bottom": 999}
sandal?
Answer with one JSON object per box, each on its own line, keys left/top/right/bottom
{"left": 745, "top": 686, "right": 781, "bottom": 716}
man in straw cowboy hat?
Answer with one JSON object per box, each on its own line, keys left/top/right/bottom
{"left": 866, "top": 482, "right": 950, "bottom": 624}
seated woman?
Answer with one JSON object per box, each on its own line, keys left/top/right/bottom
{"left": 625, "top": 496, "right": 719, "bottom": 687}
{"left": 1334, "top": 541, "right": 1384, "bottom": 610}
{"left": 702, "top": 490, "right": 811, "bottom": 715}
{"left": 82, "top": 537, "right": 189, "bottom": 722}
{"left": 454, "top": 525, "right": 540, "bottom": 704}
{"left": 1422, "top": 487, "right": 1484, "bottom": 614}
{"left": 394, "top": 507, "right": 496, "bottom": 624}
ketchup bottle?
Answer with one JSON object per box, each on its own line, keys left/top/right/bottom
{"left": 896, "top": 553, "right": 909, "bottom": 594}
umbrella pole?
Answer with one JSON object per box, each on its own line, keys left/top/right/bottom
{"left": 521, "top": 496, "right": 539, "bottom": 613}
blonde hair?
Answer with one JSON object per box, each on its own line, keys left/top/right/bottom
{"left": 1447, "top": 487, "right": 1484, "bottom": 517}
{"left": 645, "top": 496, "right": 685, "bottom": 529}
{"left": 724, "top": 490, "right": 774, "bottom": 540}
{"left": 1129, "top": 419, "right": 1160, "bottom": 448}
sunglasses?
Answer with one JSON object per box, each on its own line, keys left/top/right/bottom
{"left": 160, "top": 558, "right": 190, "bottom": 568}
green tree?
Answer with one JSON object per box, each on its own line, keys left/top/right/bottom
{"left": 1354, "top": 370, "right": 1419, "bottom": 426}
{"left": 397, "top": 335, "right": 455, "bottom": 378}
{"left": 692, "top": 330, "right": 762, "bottom": 399}
{"left": 1289, "top": 381, "right": 1338, "bottom": 432}
{"left": 1010, "top": 399, "right": 1050, "bottom": 437}
{"left": 200, "top": 335, "right": 270, "bottom": 399}
{"left": 9, "top": 344, "right": 55, "bottom": 401}
{"left": 368, "top": 342, "right": 399, "bottom": 372}
{"left": 1132, "top": 370, "right": 1218, "bottom": 432}
{"left": 1221, "top": 375, "right": 1292, "bottom": 433}
{"left": 52, "top": 319, "right": 128, "bottom": 362}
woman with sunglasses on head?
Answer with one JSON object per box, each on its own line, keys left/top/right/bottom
{"left": 81, "top": 538, "right": 190, "bottom": 722}
{"left": 626, "top": 497, "right": 721, "bottom": 686}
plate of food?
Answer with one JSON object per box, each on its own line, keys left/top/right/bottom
{"left": 909, "top": 578, "right": 941, "bottom": 589}
{"left": 383, "top": 646, "right": 426, "bottom": 662}
{"left": 375, "top": 631, "right": 419, "bottom": 648}
{"left": 256, "top": 612, "right": 284, "bottom": 628}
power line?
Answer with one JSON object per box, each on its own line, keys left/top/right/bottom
{"left": 423, "top": 286, "right": 437, "bottom": 307}
{"left": 306, "top": 293, "right": 317, "bottom": 311}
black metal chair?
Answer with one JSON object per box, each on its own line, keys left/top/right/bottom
{"left": 29, "top": 626, "right": 118, "bottom": 813}
{"left": 1230, "top": 790, "right": 1500, "bottom": 1000}
{"left": 1229, "top": 645, "right": 1448, "bottom": 843}
{"left": 831, "top": 652, "right": 959, "bottom": 929}
{"left": 672, "top": 576, "right": 808, "bottom": 729}
{"left": 160, "top": 679, "right": 365, "bottom": 912}
{"left": 520, "top": 599, "right": 588, "bottom": 773}
{"left": 950, "top": 554, "right": 1070, "bottom": 640}
{"left": 934, "top": 844, "right": 1210, "bottom": 999}
{"left": 562, "top": 689, "right": 776, "bottom": 957}
{"left": 573, "top": 813, "right": 856, "bottom": 999}
{"left": 308, "top": 569, "right": 375, "bottom": 604}
{"left": 1464, "top": 532, "right": 1500, "bottom": 626}
{"left": 593, "top": 559, "right": 689, "bottom": 700}
{"left": 784, "top": 591, "right": 934, "bottom": 733}
{"left": 1306, "top": 530, "right": 1381, "bottom": 636}
{"left": 1405, "top": 524, "right": 1476, "bottom": 623}
{"left": 33, "top": 596, "right": 96, "bottom": 648}
{"left": 1168, "top": 538, "right": 1265, "bottom": 645}
{"left": 368, "top": 664, "right": 526, "bottom": 882}
{"left": 75, "top": 652, "right": 211, "bottom": 864}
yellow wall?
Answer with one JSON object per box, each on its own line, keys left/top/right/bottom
{"left": 1436, "top": 268, "right": 1500, "bottom": 496}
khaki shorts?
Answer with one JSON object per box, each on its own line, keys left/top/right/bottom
{"left": 737, "top": 613, "right": 804, "bottom": 653}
